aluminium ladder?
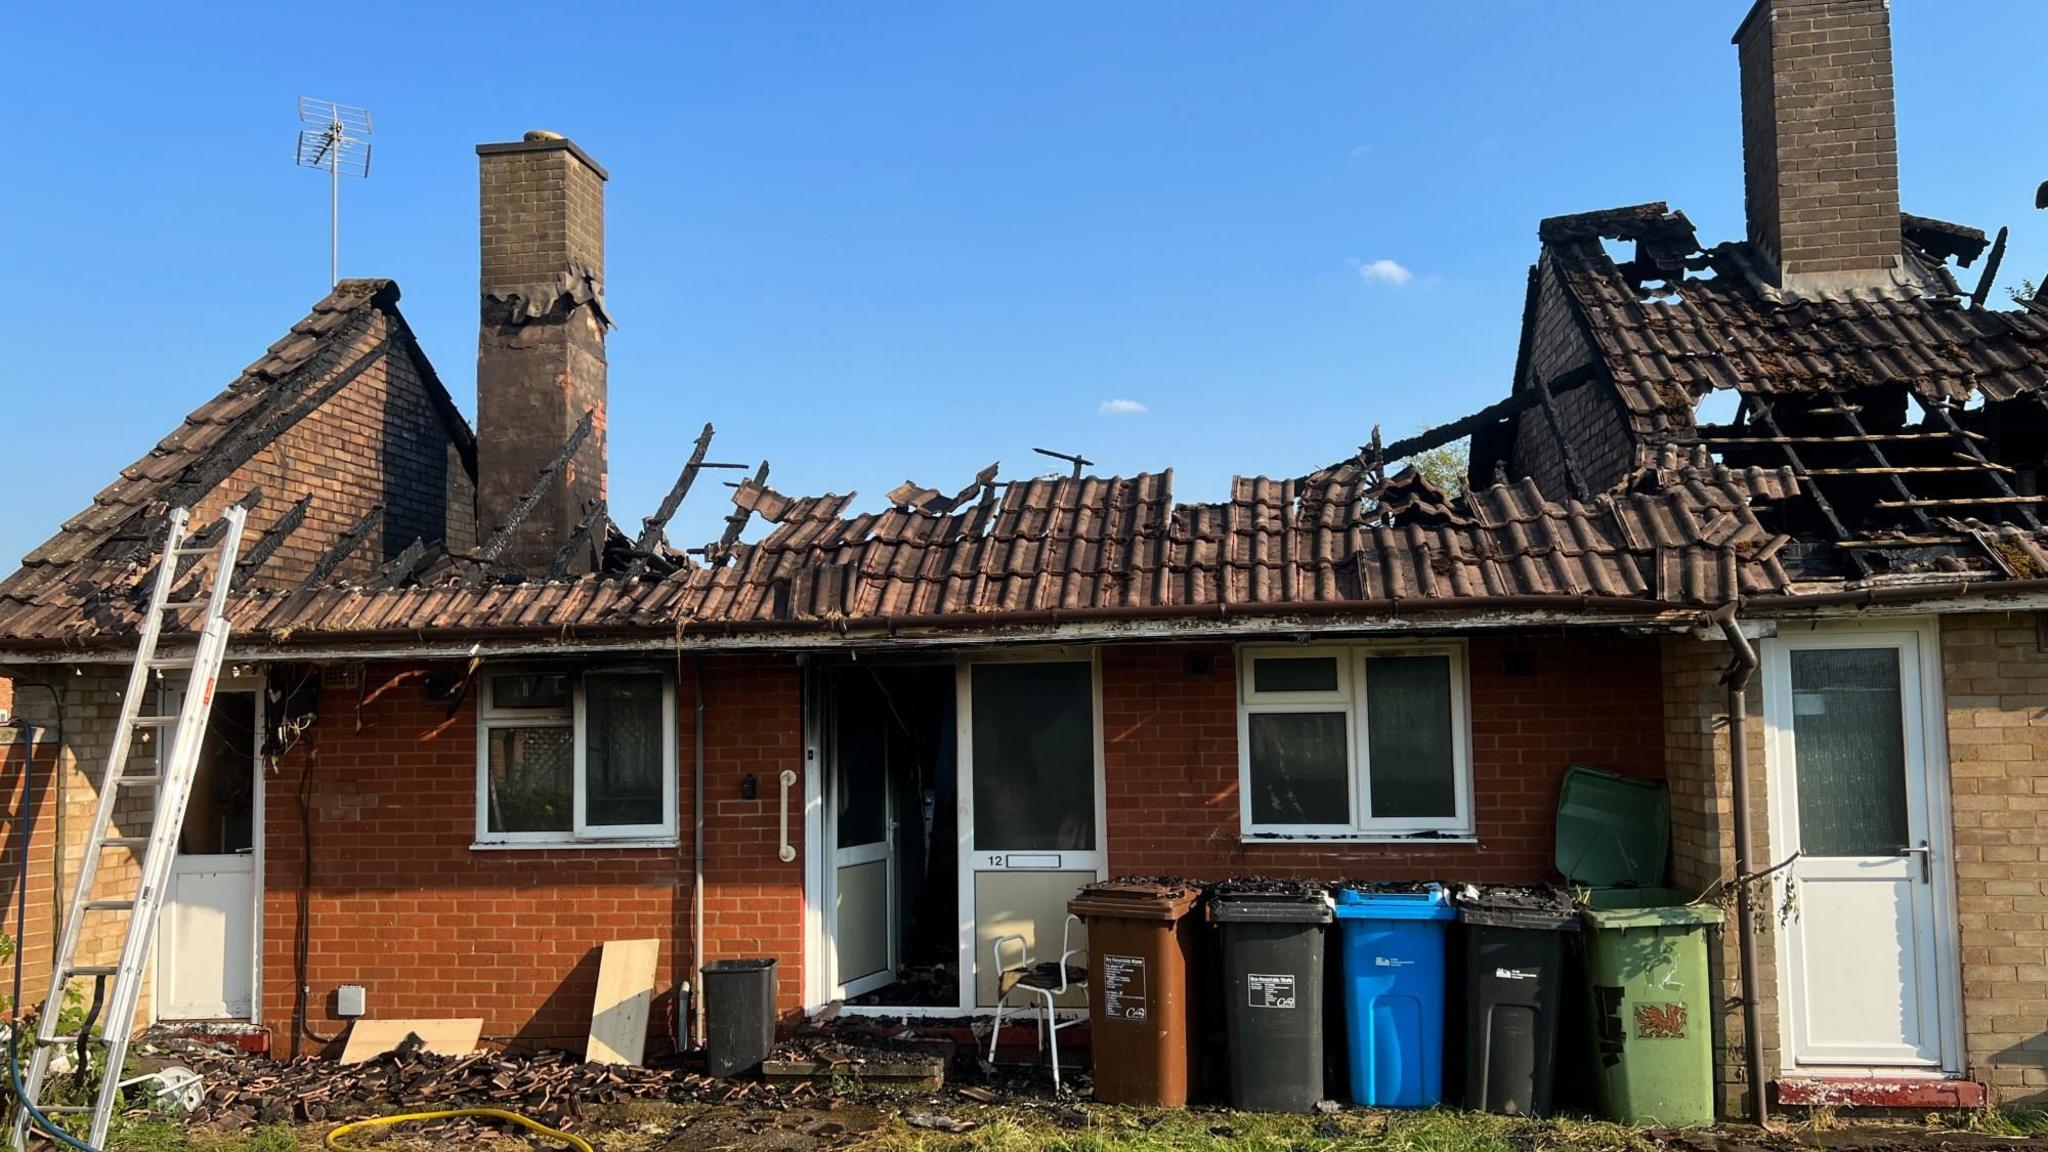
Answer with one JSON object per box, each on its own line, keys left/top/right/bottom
{"left": 12, "top": 505, "right": 247, "bottom": 1151}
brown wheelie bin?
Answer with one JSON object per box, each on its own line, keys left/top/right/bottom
{"left": 1067, "top": 879, "right": 1204, "bottom": 1106}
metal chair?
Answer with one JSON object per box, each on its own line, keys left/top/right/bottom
{"left": 986, "top": 914, "right": 1088, "bottom": 1090}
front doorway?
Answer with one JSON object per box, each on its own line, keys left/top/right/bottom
{"left": 813, "top": 653, "right": 1104, "bottom": 1013}
{"left": 156, "top": 686, "right": 262, "bottom": 1021}
{"left": 1762, "top": 621, "right": 1961, "bottom": 1074}
{"left": 823, "top": 665, "right": 959, "bottom": 1006}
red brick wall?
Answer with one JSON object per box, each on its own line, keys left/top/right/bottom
{"left": 1102, "top": 634, "right": 1665, "bottom": 880}
{"left": 0, "top": 725, "right": 59, "bottom": 1006}
{"left": 196, "top": 311, "right": 476, "bottom": 588}
{"left": 263, "top": 653, "right": 804, "bottom": 1055}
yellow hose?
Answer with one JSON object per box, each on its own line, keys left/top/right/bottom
{"left": 324, "top": 1107, "right": 595, "bottom": 1152}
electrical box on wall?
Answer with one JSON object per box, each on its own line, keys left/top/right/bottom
{"left": 335, "top": 985, "right": 366, "bottom": 1017}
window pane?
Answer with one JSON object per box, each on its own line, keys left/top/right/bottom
{"left": 1365, "top": 654, "right": 1457, "bottom": 819}
{"left": 486, "top": 725, "right": 573, "bottom": 833}
{"left": 491, "top": 673, "right": 570, "bottom": 711}
{"left": 971, "top": 662, "right": 1096, "bottom": 850}
{"left": 1247, "top": 712, "right": 1350, "bottom": 825}
{"left": 1790, "top": 648, "right": 1909, "bottom": 857}
{"left": 1253, "top": 657, "right": 1340, "bottom": 694}
{"left": 833, "top": 678, "right": 889, "bottom": 849}
{"left": 586, "top": 676, "right": 666, "bottom": 828}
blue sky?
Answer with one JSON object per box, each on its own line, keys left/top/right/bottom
{"left": 5, "top": 3, "right": 2045, "bottom": 564}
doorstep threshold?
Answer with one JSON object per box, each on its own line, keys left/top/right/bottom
{"left": 1772, "top": 1076, "right": 1985, "bottom": 1109}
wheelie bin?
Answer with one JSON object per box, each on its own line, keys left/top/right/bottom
{"left": 1067, "top": 879, "right": 1204, "bottom": 1106}
{"left": 702, "top": 957, "right": 778, "bottom": 1077}
{"left": 1454, "top": 884, "right": 1577, "bottom": 1116}
{"left": 1210, "top": 881, "right": 1333, "bottom": 1112}
{"left": 1332, "top": 883, "right": 1454, "bottom": 1107}
{"left": 1555, "top": 764, "right": 1723, "bottom": 1126}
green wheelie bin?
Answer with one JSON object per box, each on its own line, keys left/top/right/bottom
{"left": 1556, "top": 765, "right": 1723, "bottom": 1127}
{"left": 1579, "top": 892, "right": 1724, "bottom": 1126}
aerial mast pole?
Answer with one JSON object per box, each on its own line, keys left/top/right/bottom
{"left": 295, "top": 98, "right": 373, "bottom": 287}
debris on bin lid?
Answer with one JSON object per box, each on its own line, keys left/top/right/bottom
{"left": 1452, "top": 883, "right": 1575, "bottom": 914}
{"left": 1207, "top": 876, "right": 1331, "bottom": 899}
{"left": 1334, "top": 880, "right": 1441, "bottom": 896}
{"left": 1085, "top": 875, "right": 1203, "bottom": 899}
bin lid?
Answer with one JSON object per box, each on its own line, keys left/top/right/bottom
{"left": 702, "top": 958, "right": 777, "bottom": 974}
{"left": 1581, "top": 901, "right": 1725, "bottom": 930}
{"left": 1332, "top": 883, "right": 1453, "bottom": 920}
{"left": 1067, "top": 878, "right": 1202, "bottom": 921}
{"left": 1207, "top": 880, "right": 1333, "bottom": 924}
{"left": 1453, "top": 884, "right": 1579, "bottom": 931}
{"left": 1555, "top": 764, "right": 1670, "bottom": 889}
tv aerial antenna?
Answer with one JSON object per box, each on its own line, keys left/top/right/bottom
{"left": 295, "top": 98, "right": 373, "bottom": 286}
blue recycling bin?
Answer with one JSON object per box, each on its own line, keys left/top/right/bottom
{"left": 1334, "top": 884, "right": 1455, "bottom": 1107}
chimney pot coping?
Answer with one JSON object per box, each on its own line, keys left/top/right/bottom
{"left": 477, "top": 137, "right": 609, "bottom": 182}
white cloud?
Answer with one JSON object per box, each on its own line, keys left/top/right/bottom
{"left": 1098, "top": 398, "right": 1148, "bottom": 416}
{"left": 1359, "top": 258, "right": 1414, "bottom": 287}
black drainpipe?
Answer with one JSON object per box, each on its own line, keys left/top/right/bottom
{"left": 1712, "top": 604, "right": 1767, "bottom": 1126}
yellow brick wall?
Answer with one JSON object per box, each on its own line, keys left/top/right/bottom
{"left": 1662, "top": 634, "right": 1778, "bottom": 1118}
{"left": 1940, "top": 613, "right": 2048, "bottom": 1103}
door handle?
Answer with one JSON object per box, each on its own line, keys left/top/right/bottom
{"left": 777, "top": 769, "right": 798, "bottom": 863}
{"left": 1903, "top": 840, "right": 1931, "bottom": 884}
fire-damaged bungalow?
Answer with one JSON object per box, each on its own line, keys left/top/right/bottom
{"left": 1, "top": 0, "right": 2044, "bottom": 1118}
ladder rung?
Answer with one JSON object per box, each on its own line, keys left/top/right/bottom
{"left": 82, "top": 899, "right": 135, "bottom": 911}
{"left": 172, "top": 545, "right": 220, "bottom": 557}
{"left": 115, "top": 774, "right": 163, "bottom": 786}
{"left": 162, "top": 598, "right": 210, "bottom": 610}
{"left": 131, "top": 715, "right": 179, "bottom": 727}
{"left": 37, "top": 1034, "right": 86, "bottom": 1046}
{"left": 64, "top": 965, "right": 117, "bottom": 977}
{"left": 148, "top": 656, "right": 195, "bottom": 670}
{"left": 97, "top": 836, "right": 150, "bottom": 850}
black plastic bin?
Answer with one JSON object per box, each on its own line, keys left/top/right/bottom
{"left": 703, "top": 958, "right": 778, "bottom": 1077}
{"left": 1210, "top": 883, "right": 1334, "bottom": 1112}
{"left": 1455, "top": 885, "right": 1577, "bottom": 1116}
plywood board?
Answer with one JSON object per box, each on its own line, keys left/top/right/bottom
{"left": 586, "top": 938, "right": 660, "bottom": 1065}
{"left": 339, "top": 1018, "right": 483, "bottom": 1064}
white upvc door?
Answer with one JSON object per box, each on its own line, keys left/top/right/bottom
{"left": 957, "top": 654, "right": 1104, "bottom": 1011}
{"left": 157, "top": 686, "right": 263, "bottom": 1022}
{"left": 827, "top": 698, "right": 897, "bottom": 1000}
{"left": 1763, "top": 621, "right": 1959, "bottom": 1072}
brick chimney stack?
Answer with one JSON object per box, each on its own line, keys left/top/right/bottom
{"left": 475, "top": 131, "right": 610, "bottom": 574}
{"left": 1733, "top": 0, "right": 1902, "bottom": 294}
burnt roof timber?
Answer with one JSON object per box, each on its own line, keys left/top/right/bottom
{"left": 1366, "top": 362, "right": 1605, "bottom": 470}
{"left": 707, "top": 461, "right": 771, "bottom": 565}
{"left": 380, "top": 538, "right": 436, "bottom": 588}
{"left": 1698, "top": 428, "right": 1984, "bottom": 444}
{"left": 635, "top": 422, "right": 720, "bottom": 554}
{"left": 164, "top": 322, "right": 385, "bottom": 513}
{"left": 1535, "top": 373, "right": 1590, "bottom": 501}
{"left": 230, "top": 493, "right": 312, "bottom": 589}
{"left": 470, "top": 407, "right": 596, "bottom": 574}
{"left": 1815, "top": 401, "right": 1939, "bottom": 533}
{"left": 1970, "top": 227, "right": 2009, "bottom": 309}
{"left": 302, "top": 504, "right": 384, "bottom": 588}
{"left": 1748, "top": 400, "right": 1873, "bottom": 577}
{"left": 1918, "top": 396, "right": 2042, "bottom": 529}
{"left": 547, "top": 497, "right": 609, "bottom": 581}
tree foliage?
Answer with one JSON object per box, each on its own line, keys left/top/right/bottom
{"left": 1404, "top": 438, "right": 1470, "bottom": 496}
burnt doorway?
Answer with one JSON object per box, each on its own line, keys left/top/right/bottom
{"left": 821, "top": 665, "right": 958, "bottom": 1007}
{"left": 157, "top": 686, "right": 262, "bottom": 1021}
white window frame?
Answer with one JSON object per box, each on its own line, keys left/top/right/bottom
{"left": 475, "top": 666, "right": 678, "bottom": 848}
{"left": 1236, "top": 641, "right": 1472, "bottom": 841}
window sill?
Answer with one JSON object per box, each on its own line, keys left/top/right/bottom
{"left": 470, "top": 839, "right": 679, "bottom": 852}
{"left": 1241, "top": 833, "right": 1479, "bottom": 846}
